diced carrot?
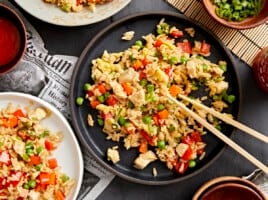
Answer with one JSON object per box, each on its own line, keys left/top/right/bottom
{"left": 90, "top": 100, "right": 100, "bottom": 108}
{"left": 17, "top": 131, "right": 27, "bottom": 140}
{"left": 44, "top": 140, "right": 55, "bottom": 151}
{"left": 49, "top": 173, "right": 56, "bottom": 185}
{"left": 169, "top": 84, "right": 181, "bottom": 97}
{"left": 29, "top": 155, "right": 41, "bottom": 165}
{"left": 1, "top": 116, "right": 18, "bottom": 128}
{"left": 55, "top": 190, "right": 65, "bottom": 200}
{"left": 13, "top": 109, "right": 25, "bottom": 118}
{"left": 121, "top": 82, "right": 133, "bottom": 95}
{"left": 154, "top": 39, "right": 163, "bottom": 48}
{"left": 139, "top": 141, "right": 148, "bottom": 153}
{"left": 153, "top": 115, "right": 159, "bottom": 125}
{"left": 157, "top": 109, "right": 169, "bottom": 119}
{"left": 97, "top": 83, "right": 107, "bottom": 94}
{"left": 47, "top": 158, "right": 58, "bottom": 169}
{"left": 106, "top": 95, "right": 117, "bottom": 106}
{"left": 39, "top": 172, "right": 50, "bottom": 185}
{"left": 132, "top": 59, "right": 143, "bottom": 70}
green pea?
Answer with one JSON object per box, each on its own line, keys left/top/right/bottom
{"left": 97, "top": 118, "right": 104, "bottom": 126}
{"left": 128, "top": 101, "right": 135, "bottom": 109}
{"left": 36, "top": 147, "right": 43, "bottom": 155}
{"left": 76, "top": 97, "right": 84, "bottom": 106}
{"left": 135, "top": 40, "right": 143, "bottom": 48}
{"left": 61, "top": 174, "right": 70, "bottom": 183}
{"left": 26, "top": 148, "right": 34, "bottom": 156}
{"left": 147, "top": 84, "right": 154, "bottom": 93}
{"left": 25, "top": 142, "right": 33, "bottom": 149}
{"left": 97, "top": 95, "right": 105, "bottom": 103}
{"left": 23, "top": 183, "right": 30, "bottom": 189}
{"left": 188, "top": 160, "right": 196, "bottom": 168}
{"left": 157, "top": 104, "right": 165, "bottom": 111}
{"left": 180, "top": 56, "right": 188, "bottom": 63}
{"left": 22, "top": 153, "right": 29, "bottom": 161}
{"left": 83, "top": 83, "right": 91, "bottom": 91}
{"left": 226, "top": 95, "right": 236, "bottom": 103}
{"left": 28, "top": 180, "right": 36, "bottom": 189}
{"left": 157, "top": 140, "right": 166, "bottom": 149}
{"left": 168, "top": 124, "right": 176, "bottom": 132}
{"left": 118, "top": 116, "right": 127, "bottom": 126}
{"left": 219, "top": 64, "right": 227, "bottom": 72}
{"left": 142, "top": 115, "right": 152, "bottom": 124}
{"left": 140, "top": 79, "right": 148, "bottom": 87}
{"left": 168, "top": 56, "right": 178, "bottom": 65}
{"left": 35, "top": 164, "right": 42, "bottom": 171}
{"left": 215, "top": 124, "right": 222, "bottom": 131}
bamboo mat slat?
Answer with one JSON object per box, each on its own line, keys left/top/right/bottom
{"left": 166, "top": 0, "right": 268, "bottom": 66}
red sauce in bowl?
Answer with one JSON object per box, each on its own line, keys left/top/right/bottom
{"left": 0, "top": 17, "right": 21, "bottom": 67}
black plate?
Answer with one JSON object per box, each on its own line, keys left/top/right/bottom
{"left": 70, "top": 11, "right": 240, "bottom": 185}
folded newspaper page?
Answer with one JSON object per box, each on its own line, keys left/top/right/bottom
{"left": 0, "top": 1, "right": 115, "bottom": 199}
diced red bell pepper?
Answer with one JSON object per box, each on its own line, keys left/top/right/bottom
{"left": 100, "top": 112, "right": 113, "bottom": 120}
{"left": 13, "top": 109, "right": 25, "bottom": 118}
{"left": 6, "top": 171, "right": 23, "bottom": 187}
{"left": 164, "top": 67, "right": 173, "bottom": 79}
{"left": 29, "top": 155, "right": 41, "bottom": 165}
{"left": 181, "top": 146, "right": 193, "bottom": 161}
{"left": 44, "top": 140, "right": 55, "bottom": 151}
{"left": 181, "top": 135, "right": 194, "bottom": 145}
{"left": 0, "top": 150, "right": 11, "bottom": 166}
{"left": 190, "top": 131, "right": 202, "bottom": 142}
{"left": 47, "top": 158, "right": 58, "bottom": 169}
{"left": 174, "top": 160, "right": 189, "bottom": 174}
{"left": 154, "top": 39, "right": 163, "bottom": 48}
{"left": 139, "top": 70, "right": 147, "bottom": 80}
{"left": 140, "top": 130, "right": 155, "bottom": 146}
{"left": 170, "top": 29, "right": 184, "bottom": 38}
{"left": 200, "top": 41, "right": 211, "bottom": 55}
{"left": 106, "top": 95, "right": 118, "bottom": 106}
{"left": 142, "top": 57, "right": 151, "bottom": 67}
{"left": 176, "top": 41, "right": 192, "bottom": 54}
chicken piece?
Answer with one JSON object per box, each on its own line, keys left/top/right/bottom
{"left": 28, "top": 190, "right": 40, "bottom": 200}
{"left": 28, "top": 108, "right": 47, "bottom": 121}
{"left": 207, "top": 80, "right": 229, "bottom": 95}
{"left": 107, "top": 147, "right": 120, "bottom": 164}
{"left": 13, "top": 140, "right": 25, "bottom": 157}
{"left": 175, "top": 143, "right": 189, "bottom": 157}
{"left": 133, "top": 150, "right": 157, "bottom": 170}
{"left": 110, "top": 81, "right": 127, "bottom": 99}
{"left": 87, "top": 114, "right": 94, "bottom": 127}
{"left": 118, "top": 68, "right": 139, "bottom": 84}
{"left": 128, "top": 90, "right": 146, "bottom": 107}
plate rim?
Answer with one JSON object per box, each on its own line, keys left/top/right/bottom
{"left": 70, "top": 11, "right": 241, "bottom": 185}
{"left": 0, "top": 92, "right": 84, "bottom": 199}
{"left": 13, "top": 0, "right": 131, "bottom": 27}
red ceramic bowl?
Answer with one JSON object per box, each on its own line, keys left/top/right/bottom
{"left": 0, "top": 3, "right": 26, "bottom": 75}
{"left": 193, "top": 176, "right": 267, "bottom": 200}
{"left": 202, "top": 0, "right": 268, "bottom": 29}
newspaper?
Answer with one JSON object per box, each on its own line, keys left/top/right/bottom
{"left": 0, "top": 1, "right": 115, "bottom": 199}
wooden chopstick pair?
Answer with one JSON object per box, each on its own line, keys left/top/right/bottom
{"left": 167, "top": 94, "right": 268, "bottom": 174}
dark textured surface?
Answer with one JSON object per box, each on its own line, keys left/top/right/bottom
{"left": 12, "top": 0, "right": 268, "bottom": 199}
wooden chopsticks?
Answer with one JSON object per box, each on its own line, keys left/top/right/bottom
{"left": 178, "top": 94, "right": 268, "bottom": 143}
{"left": 167, "top": 94, "right": 268, "bottom": 174}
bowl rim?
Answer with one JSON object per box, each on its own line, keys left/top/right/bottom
{"left": 192, "top": 176, "right": 268, "bottom": 200}
{"left": 0, "top": 3, "right": 27, "bottom": 75}
{"left": 202, "top": 0, "right": 268, "bottom": 29}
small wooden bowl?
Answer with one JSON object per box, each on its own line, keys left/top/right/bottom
{"left": 202, "top": 0, "right": 268, "bottom": 29}
{"left": 193, "top": 176, "right": 267, "bottom": 200}
{"left": 0, "top": 3, "right": 26, "bottom": 75}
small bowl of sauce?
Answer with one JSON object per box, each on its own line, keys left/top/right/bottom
{"left": 0, "top": 3, "right": 26, "bottom": 75}
{"left": 193, "top": 176, "right": 267, "bottom": 200}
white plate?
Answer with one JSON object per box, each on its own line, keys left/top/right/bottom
{"left": 14, "top": 0, "right": 131, "bottom": 26}
{"left": 0, "top": 92, "right": 83, "bottom": 200}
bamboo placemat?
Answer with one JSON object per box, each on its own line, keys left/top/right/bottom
{"left": 166, "top": 0, "right": 268, "bottom": 66}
